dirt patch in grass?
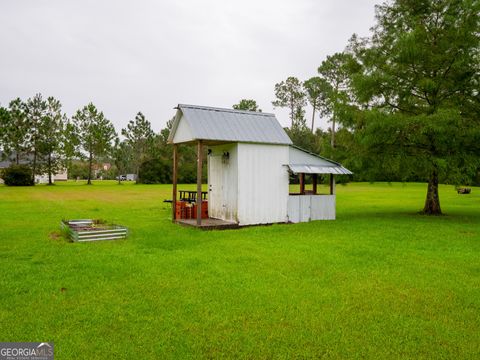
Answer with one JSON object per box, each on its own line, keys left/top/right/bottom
{"left": 48, "top": 230, "right": 70, "bottom": 242}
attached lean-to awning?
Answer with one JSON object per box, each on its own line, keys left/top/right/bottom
{"left": 287, "top": 146, "right": 353, "bottom": 175}
{"left": 288, "top": 164, "right": 352, "bottom": 175}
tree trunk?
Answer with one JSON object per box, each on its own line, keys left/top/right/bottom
{"left": 331, "top": 115, "right": 336, "bottom": 148}
{"left": 47, "top": 153, "right": 53, "bottom": 185}
{"left": 423, "top": 169, "right": 442, "bottom": 215}
{"left": 290, "top": 102, "right": 295, "bottom": 128}
{"left": 311, "top": 104, "right": 316, "bottom": 133}
{"left": 32, "top": 150, "right": 37, "bottom": 183}
{"left": 87, "top": 151, "right": 93, "bottom": 185}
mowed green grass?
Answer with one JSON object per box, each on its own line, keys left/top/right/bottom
{"left": 0, "top": 181, "right": 478, "bottom": 359}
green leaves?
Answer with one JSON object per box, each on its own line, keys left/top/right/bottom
{"left": 72, "top": 103, "right": 117, "bottom": 184}
{"left": 272, "top": 77, "right": 307, "bottom": 128}
{"left": 232, "top": 99, "right": 261, "bottom": 112}
{"left": 121, "top": 112, "right": 155, "bottom": 180}
{"left": 342, "top": 0, "right": 480, "bottom": 212}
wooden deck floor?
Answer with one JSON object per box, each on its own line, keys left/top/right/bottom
{"left": 175, "top": 218, "right": 239, "bottom": 230}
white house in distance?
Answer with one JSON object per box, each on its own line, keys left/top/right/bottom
{"left": 0, "top": 151, "right": 68, "bottom": 184}
{"left": 168, "top": 104, "right": 352, "bottom": 228}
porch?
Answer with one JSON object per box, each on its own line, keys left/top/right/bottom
{"left": 175, "top": 218, "right": 239, "bottom": 230}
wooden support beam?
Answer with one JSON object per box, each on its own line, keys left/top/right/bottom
{"left": 196, "top": 140, "right": 203, "bottom": 225}
{"left": 329, "top": 174, "right": 335, "bottom": 195}
{"left": 312, "top": 174, "right": 317, "bottom": 195}
{"left": 172, "top": 144, "right": 178, "bottom": 222}
{"left": 299, "top": 173, "right": 305, "bottom": 195}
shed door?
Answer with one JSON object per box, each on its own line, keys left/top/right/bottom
{"left": 208, "top": 155, "right": 225, "bottom": 220}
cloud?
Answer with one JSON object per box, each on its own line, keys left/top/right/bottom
{"left": 0, "top": 0, "right": 378, "bottom": 132}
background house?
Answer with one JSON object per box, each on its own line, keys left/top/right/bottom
{"left": 0, "top": 151, "right": 67, "bottom": 183}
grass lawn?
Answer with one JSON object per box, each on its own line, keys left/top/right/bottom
{"left": 0, "top": 181, "right": 478, "bottom": 359}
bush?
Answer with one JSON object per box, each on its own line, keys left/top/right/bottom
{"left": 68, "top": 161, "right": 90, "bottom": 180}
{"left": 138, "top": 159, "right": 171, "bottom": 184}
{"left": 2, "top": 165, "right": 34, "bottom": 186}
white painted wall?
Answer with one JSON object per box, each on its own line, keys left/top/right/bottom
{"left": 287, "top": 195, "right": 336, "bottom": 222}
{"left": 172, "top": 115, "right": 194, "bottom": 144}
{"left": 207, "top": 143, "right": 238, "bottom": 222}
{"left": 207, "top": 142, "right": 336, "bottom": 225}
{"left": 236, "top": 143, "right": 289, "bottom": 225}
{"left": 35, "top": 174, "right": 51, "bottom": 184}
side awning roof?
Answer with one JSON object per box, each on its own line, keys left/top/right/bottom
{"left": 288, "top": 164, "right": 352, "bottom": 175}
{"left": 288, "top": 146, "right": 353, "bottom": 175}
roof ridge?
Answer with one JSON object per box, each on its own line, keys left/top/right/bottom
{"left": 177, "top": 104, "right": 274, "bottom": 117}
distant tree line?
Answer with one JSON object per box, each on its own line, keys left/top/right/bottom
{"left": 1, "top": 0, "right": 478, "bottom": 214}
{"left": 0, "top": 95, "right": 198, "bottom": 185}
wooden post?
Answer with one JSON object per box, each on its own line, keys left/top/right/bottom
{"left": 329, "top": 174, "right": 335, "bottom": 195}
{"left": 172, "top": 144, "right": 178, "bottom": 222}
{"left": 196, "top": 140, "right": 203, "bottom": 225}
{"left": 299, "top": 173, "right": 305, "bottom": 195}
{"left": 312, "top": 174, "right": 317, "bottom": 195}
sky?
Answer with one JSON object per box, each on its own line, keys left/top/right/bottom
{"left": 0, "top": 0, "right": 379, "bottom": 133}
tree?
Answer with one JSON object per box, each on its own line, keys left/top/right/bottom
{"left": 303, "top": 77, "right": 329, "bottom": 132}
{"left": 112, "top": 138, "right": 132, "bottom": 184}
{"left": 0, "top": 106, "right": 10, "bottom": 153}
{"left": 233, "top": 99, "right": 262, "bottom": 112}
{"left": 72, "top": 103, "right": 116, "bottom": 185}
{"left": 121, "top": 112, "right": 154, "bottom": 182}
{"left": 349, "top": 0, "right": 480, "bottom": 214}
{"left": 1, "top": 98, "right": 29, "bottom": 164}
{"left": 272, "top": 77, "right": 307, "bottom": 128}
{"left": 37, "top": 97, "right": 66, "bottom": 185}
{"left": 317, "top": 53, "right": 357, "bottom": 147}
{"left": 24, "top": 94, "right": 48, "bottom": 182}
{"left": 63, "top": 119, "right": 81, "bottom": 171}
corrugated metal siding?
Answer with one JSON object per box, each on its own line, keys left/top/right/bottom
{"left": 287, "top": 195, "right": 336, "bottom": 222}
{"left": 170, "top": 104, "right": 292, "bottom": 145}
{"left": 207, "top": 144, "right": 238, "bottom": 222}
{"left": 237, "top": 143, "right": 289, "bottom": 226}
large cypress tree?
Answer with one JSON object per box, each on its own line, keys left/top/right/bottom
{"left": 349, "top": 0, "right": 480, "bottom": 214}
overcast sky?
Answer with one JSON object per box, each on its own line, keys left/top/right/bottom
{"left": 0, "top": 0, "right": 379, "bottom": 132}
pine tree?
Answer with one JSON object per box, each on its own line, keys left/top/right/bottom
{"left": 121, "top": 112, "right": 154, "bottom": 182}
{"left": 232, "top": 99, "right": 262, "bottom": 112}
{"left": 272, "top": 77, "right": 307, "bottom": 128}
{"left": 72, "top": 103, "right": 116, "bottom": 185}
{"left": 37, "top": 97, "right": 66, "bottom": 185}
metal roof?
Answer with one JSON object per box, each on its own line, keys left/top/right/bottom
{"left": 288, "top": 146, "right": 353, "bottom": 175}
{"left": 288, "top": 164, "right": 353, "bottom": 175}
{"left": 168, "top": 104, "right": 292, "bottom": 145}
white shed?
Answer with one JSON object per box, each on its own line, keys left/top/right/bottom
{"left": 168, "top": 104, "right": 352, "bottom": 228}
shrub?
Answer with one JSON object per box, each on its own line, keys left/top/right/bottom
{"left": 2, "top": 165, "right": 34, "bottom": 186}
{"left": 138, "top": 159, "right": 171, "bottom": 184}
